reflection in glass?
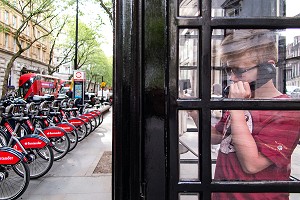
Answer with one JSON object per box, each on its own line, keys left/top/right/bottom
{"left": 178, "top": 110, "right": 199, "bottom": 180}
{"left": 179, "top": 0, "right": 199, "bottom": 17}
{"left": 211, "top": 28, "right": 300, "bottom": 99}
{"left": 179, "top": 193, "right": 199, "bottom": 200}
{"left": 179, "top": 29, "right": 199, "bottom": 98}
{"left": 210, "top": 109, "right": 300, "bottom": 199}
{"left": 212, "top": 0, "right": 299, "bottom": 18}
{"left": 212, "top": 193, "right": 300, "bottom": 200}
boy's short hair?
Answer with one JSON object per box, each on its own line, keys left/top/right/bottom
{"left": 220, "top": 29, "right": 278, "bottom": 65}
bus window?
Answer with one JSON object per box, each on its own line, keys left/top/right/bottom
{"left": 19, "top": 73, "right": 61, "bottom": 99}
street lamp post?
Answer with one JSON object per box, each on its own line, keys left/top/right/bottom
{"left": 74, "top": 0, "right": 79, "bottom": 70}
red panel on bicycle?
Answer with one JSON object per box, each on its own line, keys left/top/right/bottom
{"left": 43, "top": 128, "right": 65, "bottom": 138}
{"left": 79, "top": 116, "right": 89, "bottom": 122}
{"left": 0, "top": 150, "right": 21, "bottom": 164}
{"left": 91, "top": 110, "right": 101, "bottom": 115}
{"left": 82, "top": 114, "right": 94, "bottom": 119}
{"left": 90, "top": 111, "right": 101, "bottom": 116}
{"left": 56, "top": 123, "right": 75, "bottom": 132}
{"left": 15, "top": 137, "right": 47, "bottom": 150}
{"left": 68, "top": 118, "right": 85, "bottom": 126}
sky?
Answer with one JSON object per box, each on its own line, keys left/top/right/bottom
{"left": 80, "top": 2, "right": 113, "bottom": 57}
{"left": 54, "top": 0, "right": 113, "bottom": 57}
{"left": 64, "top": 0, "right": 300, "bottom": 56}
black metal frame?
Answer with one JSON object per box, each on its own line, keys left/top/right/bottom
{"left": 168, "top": 0, "right": 300, "bottom": 199}
{"left": 114, "top": 0, "right": 300, "bottom": 199}
{"left": 113, "top": 0, "right": 167, "bottom": 199}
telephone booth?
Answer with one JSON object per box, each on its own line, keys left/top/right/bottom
{"left": 113, "top": 0, "right": 300, "bottom": 199}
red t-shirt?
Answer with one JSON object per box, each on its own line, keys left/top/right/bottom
{"left": 213, "top": 95, "right": 300, "bottom": 200}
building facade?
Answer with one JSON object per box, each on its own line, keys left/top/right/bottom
{"left": 0, "top": 1, "right": 51, "bottom": 94}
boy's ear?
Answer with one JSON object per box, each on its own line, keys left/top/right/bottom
{"left": 267, "top": 60, "right": 275, "bottom": 65}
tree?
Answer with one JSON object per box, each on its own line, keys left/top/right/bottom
{"left": 0, "top": 0, "right": 61, "bottom": 97}
{"left": 94, "top": 0, "right": 113, "bottom": 25}
{"left": 62, "top": 20, "right": 101, "bottom": 71}
{"left": 84, "top": 46, "right": 112, "bottom": 92}
{"left": 47, "top": 16, "right": 72, "bottom": 75}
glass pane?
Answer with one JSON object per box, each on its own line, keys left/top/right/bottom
{"left": 179, "top": 193, "right": 200, "bottom": 200}
{"left": 212, "top": 0, "right": 298, "bottom": 17}
{"left": 211, "top": 28, "right": 300, "bottom": 99}
{"left": 178, "top": 110, "right": 199, "bottom": 180}
{"left": 179, "top": 0, "right": 199, "bottom": 17}
{"left": 179, "top": 29, "right": 199, "bottom": 99}
{"left": 210, "top": 109, "right": 300, "bottom": 184}
{"left": 212, "top": 193, "right": 300, "bottom": 199}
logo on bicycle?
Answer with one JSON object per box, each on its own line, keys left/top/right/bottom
{"left": 24, "top": 141, "right": 43, "bottom": 146}
{"left": 0, "top": 156, "right": 13, "bottom": 160}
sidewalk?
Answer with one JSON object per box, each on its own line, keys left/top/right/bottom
{"left": 20, "top": 109, "right": 113, "bottom": 200}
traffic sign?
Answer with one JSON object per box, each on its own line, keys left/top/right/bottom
{"left": 73, "top": 70, "right": 85, "bottom": 81}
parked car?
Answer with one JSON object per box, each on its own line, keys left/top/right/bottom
{"left": 286, "top": 86, "right": 299, "bottom": 96}
{"left": 85, "top": 92, "right": 98, "bottom": 105}
{"left": 290, "top": 87, "right": 300, "bottom": 99}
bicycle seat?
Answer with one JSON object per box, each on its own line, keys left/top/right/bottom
{"left": 12, "top": 116, "right": 29, "bottom": 122}
{"left": 49, "top": 111, "right": 60, "bottom": 116}
{"left": 33, "top": 116, "right": 48, "bottom": 120}
{"left": 31, "top": 95, "right": 43, "bottom": 103}
{"left": 43, "top": 95, "right": 54, "bottom": 101}
{"left": 57, "top": 96, "right": 68, "bottom": 100}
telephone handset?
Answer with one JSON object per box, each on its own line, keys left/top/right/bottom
{"left": 256, "top": 62, "right": 276, "bottom": 88}
{"left": 223, "top": 82, "right": 256, "bottom": 97}
{"left": 223, "top": 63, "right": 276, "bottom": 97}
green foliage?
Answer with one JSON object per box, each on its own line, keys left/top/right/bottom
{"left": 61, "top": 17, "right": 112, "bottom": 86}
{"left": 82, "top": 47, "right": 112, "bottom": 86}
{"left": 0, "top": 24, "right": 10, "bottom": 33}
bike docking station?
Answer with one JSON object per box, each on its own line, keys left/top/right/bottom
{"left": 73, "top": 70, "right": 85, "bottom": 105}
{"left": 73, "top": 70, "right": 111, "bottom": 115}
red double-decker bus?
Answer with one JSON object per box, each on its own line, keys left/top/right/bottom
{"left": 60, "top": 79, "right": 72, "bottom": 88}
{"left": 18, "top": 73, "right": 61, "bottom": 99}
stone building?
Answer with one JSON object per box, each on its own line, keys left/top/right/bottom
{"left": 0, "top": 1, "right": 51, "bottom": 95}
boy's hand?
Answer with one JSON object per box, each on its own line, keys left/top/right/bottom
{"left": 228, "top": 81, "right": 251, "bottom": 99}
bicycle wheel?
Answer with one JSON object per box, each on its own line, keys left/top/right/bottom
{"left": 76, "top": 121, "right": 87, "bottom": 142}
{"left": 50, "top": 134, "right": 70, "bottom": 161}
{"left": 85, "top": 120, "right": 93, "bottom": 136}
{"left": 25, "top": 145, "right": 54, "bottom": 179}
{"left": 85, "top": 114, "right": 97, "bottom": 132}
{"left": 79, "top": 115, "right": 92, "bottom": 136}
{"left": 0, "top": 162, "right": 30, "bottom": 200}
{"left": 67, "top": 129, "right": 78, "bottom": 152}
{"left": 90, "top": 116, "right": 98, "bottom": 130}
{"left": 0, "top": 130, "right": 8, "bottom": 147}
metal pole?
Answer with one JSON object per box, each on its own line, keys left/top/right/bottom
{"left": 101, "top": 76, "right": 104, "bottom": 102}
{"left": 74, "top": 0, "right": 79, "bottom": 70}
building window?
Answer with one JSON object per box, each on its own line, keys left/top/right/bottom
{"left": 12, "top": 15, "right": 17, "bottom": 28}
{"left": 13, "top": 38, "right": 16, "bottom": 52}
{"left": 4, "top": 11, "right": 9, "bottom": 24}
{"left": 5, "top": 33, "right": 9, "bottom": 49}
{"left": 27, "top": 24, "right": 30, "bottom": 36}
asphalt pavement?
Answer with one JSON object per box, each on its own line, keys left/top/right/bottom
{"left": 20, "top": 107, "right": 113, "bottom": 200}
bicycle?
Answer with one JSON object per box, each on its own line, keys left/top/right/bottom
{"left": 0, "top": 146, "right": 30, "bottom": 200}
{"left": 18, "top": 97, "right": 71, "bottom": 160}
{"left": 0, "top": 102, "right": 54, "bottom": 179}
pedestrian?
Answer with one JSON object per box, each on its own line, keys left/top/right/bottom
{"left": 190, "top": 29, "right": 300, "bottom": 200}
{"left": 67, "top": 89, "right": 73, "bottom": 98}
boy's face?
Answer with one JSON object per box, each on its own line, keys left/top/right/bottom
{"left": 225, "top": 52, "right": 258, "bottom": 83}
